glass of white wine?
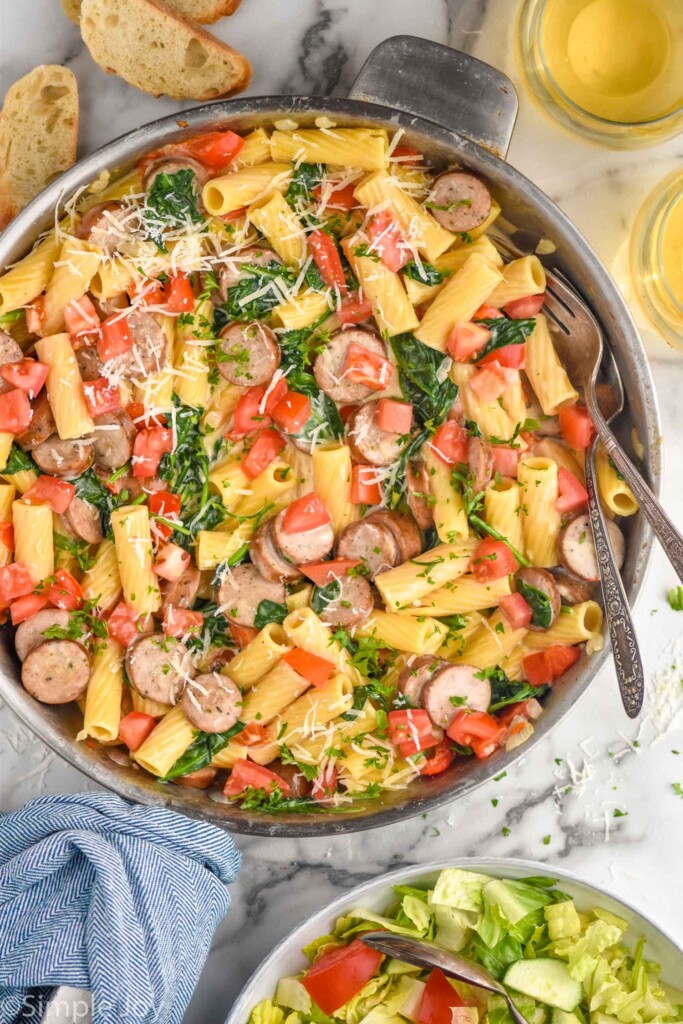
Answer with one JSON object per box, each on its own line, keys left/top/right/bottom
{"left": 630, "top": 170, "right": 683, "bottom": 350}
{"left": 516, "top": 0, "right": 683, "bottom": 146}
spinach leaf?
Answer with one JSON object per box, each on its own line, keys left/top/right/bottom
{"left": 278, "top": 320, "right": 344, "bottom": 445}
{"left": 145, "top": 169, "right": 203, "bottom": 251}
{"left": 4, "top": 444, "right": 35, "bottom": 475}
{"left": 54, "top": 533, "right": 97, "bottom": 573}
{"left": 285, "top": 162, "right": 325, "bottom": 209}
{"left": 254, "top": 599, "right": 289, "bottom": 629}
{"left": 403, "top": 260, "right": 444, "bottom": 286}
{"left": 163, "top": 720, "right": 246, "bottom": 780}
{"left": 516, "top": 578, "right": 554, "bottom": 629}
{"left": 383, "top": 428, "right": 429, "bottom": 512}
{"left": 475, "top": 317, "right": 536, "bottom": 363}
{"left": 185, "top": 601, "right": 234, "bottom": 656}
{"left": 0, "top": 309, "right": 23, "bottom": 326}
{"left": 74, "top": 468, "right": 140, "bottom": 539}
{"left": 310, "top": 579, "right": 341, "bottom": 616}
{"left": 488, "top": 667, "right": 548, "bottom": 711}
{"left": 218, "top": 260, "right": 297, "bottom": 322}
{"left": 390, "top": 332, "right": 458, "bottom": 427}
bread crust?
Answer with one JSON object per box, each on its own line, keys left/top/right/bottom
{"left": 61, "top": 0, "right": 243, "bottom": 25}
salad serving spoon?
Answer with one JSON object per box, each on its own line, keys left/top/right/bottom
{"left": 360, "top": 932, "right": 530, "bottom": 1024}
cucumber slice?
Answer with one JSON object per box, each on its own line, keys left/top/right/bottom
{"left": 504, "top": 959, "right": 582, "bottom": 1012}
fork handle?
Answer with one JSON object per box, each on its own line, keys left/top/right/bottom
{"left": 584, "top": 437, "right": 645, "bottom": 718}
{"left": 592, "top": 414, "right": 683, "bottom": 586}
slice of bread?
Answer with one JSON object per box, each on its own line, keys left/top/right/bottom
{"left": 62, "top": 0, "right": 242, "bottom": 26}
{"left": 0, "top": 65, "right": 78, "bottom": 230}
{"left": 80, "top": 0, "right": 251, "bottom": 100}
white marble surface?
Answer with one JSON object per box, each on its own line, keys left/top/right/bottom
{"left": 1, "top": 2, "right": 683, "bottom": 1021}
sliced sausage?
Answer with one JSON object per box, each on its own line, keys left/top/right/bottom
{"left": 421, "top": 664, "right": 491, "bottom": 729}
{"left": 108, "top": 311, "right": 167, "bottom": 380}
{"left": 0, "top": 331, "right": 23, "bottom": 395}
{"left": 125, "top": 633, "right": 195, "bottom": 705}
{"left": 172, "top": 766, "right": 218, "bottom": 789}
{"left": 468, "top": 436, "right": 494, "bottom": 495}
{"left": 76, "top": 344, "right": 105, "bottom": 382}
{"left": 215, "top": 564, "right": 286, "bottom": 628}
{"left": 15, "top": 608, "right": 70, "bottom": 661}
{"left": 16, "top": 391, "right": 56, "bottom": 450}
{"left": 268, "top": 758, "right": 313, "bottom": 799}
{"left": 181, "top": 672, "right": 242, "bottom": 734}
{"left": 92, "top": 410, "right": 136, "bottom": 471}
{"left": 316, "top": 574, "right": 374, "bottom": 628}
{"left": 406, "top": 460, "right": 435, "bottom": 531}
{"left": 160, "top": 564, "right": 201, "bottom": 609}
{"left": 63, "top": 496, "right": 103, "bottom": 544}
{"left": 217, "top": 322, "right": 280, "bottom": 387}
{"left": 271, "top": 509, "right": 335, "bottom": 567}
{"left": 216, "top": 247, "right": 282, "bottom": 298}
{"left": 250, "top": 519, "right": 302, "bottom": 583}
{"left": 314, "top": 329, "right": 388, "bottom": 404}
{"left": 558, "top": 512, "right": 625, "bottom": 583}
{"left": 201, "top": 646, "right": 235, "bottom": 673}
{"left": 142, "top": 155, "right": 210, "bottom": 193}
{"left": 549, "top": 567, "right": 596, "bottom": 606}
{"left": 33, "top": 436, "right": 94, "bottom": 478}
{"left": 365, "top": 510, "right": 421, "bottom": 563}
{"left": 336, "top": 518, "right": 400, "bottom": 580}
{"left": 397, "top": 654, "right": 445, "bottom": 706}
{"left": 428, "top": 171, "right": 492, "bottom": 233}
{"left": 514, "top": 567, "right": 561, "bottom": 632}
{"left": 75, "top": 200, "right": 128, "bottom": 254}
{"left": 22, "top": 639, "right": 90, "bottom": 704}
{"left": 346, "top": 401, "right": 405, "bottom": 468}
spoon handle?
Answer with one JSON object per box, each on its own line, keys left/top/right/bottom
{"left": 584, "top": 436, "right": 645, "bottom": 718}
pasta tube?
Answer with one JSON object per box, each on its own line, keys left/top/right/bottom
{"left": 110, "top": 505, "right": 161, "bottom": 614}
{"left": 0, "top": 234, "right": 61, "bottom": 315}
{"left": 81, "top": 539, "right": 122, "bottom": 614}
{"left": 239, "top": 660, "right": 311, "bottom": 725}
{"left": 488, "top": 256, "right": 546, "bottom": 307}
{"left": 248, "top": 191, "right": 306, "bottom": 267}
{"left": 375, "top": 539, "right": 477, "bottom": 611}
{"left": 42, "top": 239, "right": 102, "bottom": 335}
{"left": 356, "top": 611, "right": 446, "bottom": 655}
{"left": 525, "top": 315, "right": 579, "bottom": 416}
{"left": 202, "top": 163, "right": 293, "bottom": 216}
{"left": 484, "top": 477, "right": 525, "bottom": 556}
{"left": 225, "top": 623, "right": 292, "bottom": 690}
{"left": 13, "top": 500, "right": 53, "bottom": 584}
{"left": 283, "top": 607, "right": 363, "bottom": 685}
{"left": 134, "top": 705, "right": 196, "bottom": 777}
{"left": 35, "top": 334, "right": 95, "bottom": 440}
{"left": 354, "top": 170, "right": 455, "bottom": 261}
{"left": 342, "top": 234, "right": 419, "bottom": 336}
{"left": 80, "top": 638, "right": 124, "bottom": 742}
{"left": 414, "top": 253, "right": 503, "bottom": 351}
{"left": 270, "top": 127, "right": 388, "bottom": 170}
{"left": 518, "top": 457, "right": 561, "bottom": 567}
{"left": 595, "top": 445, "right": 638, "bottom": 516}
{"left": 312, "top": 445, "right": 355, "bottom": 534}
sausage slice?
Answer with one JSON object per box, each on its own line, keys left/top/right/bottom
{"left": 0, "top": 331, "right": 23, "bottom": 394}
{"left": 63, "top": 496, "right": 103, "bottom": 544}
{"left": 268, "top": 758, "right": 313, "bottom": 798}
{"left": 142, "top": 155, "right": 210, "bottom": 193}
{"left": 75, "top": 200, "right": 128, "bottom": 254}
{"left": 160, "top": 564, "right": 201, "bottom": 609}
{"left": 397, "top": 654, "right": 445, "bottom": 706}
{"left": 33, "top": 436, "right": 94, "bottom": 479}
{"left": 215, "top": 564, "right": 286, "bottom": 628}
{"left": 22, "top": 639, "right": 90, "bottom": 704}
{"left": 181, "top": 672, "right": 242, "bottom": 733}
{"left": 336, "top": 518, "right": 400, "bottom": 579}
{"left": 217, "top": 322, "right": 280, "bottom": 387}
{"left": 16, "top": 391, "right": 56, "bottom": 450}
{"left": 558, "top": 512, "right": 625, "bottom": 583}
{"left": 15, "top": 608, "right": 71, "bottom": 661}
{"left": 406, "top": 460, "right": 435, "bottom": 531}
{"left": 468, "top": 436, "right": 494, "bottom": 495}
{"left": 271, "top": 509, "right": 335, "bottom": 567}
{"left": 514, "top": 567, "right": 560, "bottom": 631}
{"left": 346, "top": 401, "right": 405, "bottom": 467}
{"left": 427, "top": 171, "right": 492, "bottom": 233}
{"left": 316, "top": 574, "right": 374, "bottom": 628}
{"left": 421, "top": 664, "right": 491, "bottom": 729}
{"left": 125, "top": 633, "right": 195, "bottom": 705}
{"left": 314, "top": 329, "right": 388, "bottom": 404}
{"left": 365, "top": 510, "right": 421, "bottom": 563}
{"left": 76, "top": 344, "right": 105, "bottom": 382}
{"left": 92, "top": 410, "right": 136, "bottom": 471}
{"left": 549, "top": 567, "right": 595, "bottom": 606}
{"left": 108, "top": 311, "right": 167, "bottom": 380}
{"left": 250, "top": 519, "right": 302, "bottom": 583}
{"left": 172, "top": 766, "right": 218, "bottom": 789}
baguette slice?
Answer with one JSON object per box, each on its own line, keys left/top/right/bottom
{"left": 62, "top": 0, "right": 242, "bottom": 25}
{"left": 80, "top": 0, "right": 251, "bottom": 100}
{"left": 0, "top": 65, "right": 78, "bottom": 230}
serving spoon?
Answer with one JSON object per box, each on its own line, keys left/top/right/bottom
{"left": 360, "top": 932, "right": 530, "bottom": 1024}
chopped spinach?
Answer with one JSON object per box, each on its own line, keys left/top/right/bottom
{"left": 185, "top": 600, "right": 234, "bottom": 656}
{"left": 253, "top": 599, "right": 289, "bottom": 629}
{"left": 74, "top": 469, "right": 139, "bottom": 539}
{"left": 310, "top": 579, "right": 342, "bottom": 616}
{"left": 163, "top": 720, "right": 246, "bottom": 780}
{"left": 390, "top": 332, "right": 458, "bottom": 427}
{"left": 488, "top": 667, "right": 548, "bottom": 711}
{"left": 474, "top": 317, "right": 536, "bottom": 363}
{"left": 0, "top": 310, "right": 23, "bottom": 326}
{"left": 145, "top": 169, "right": 203, "bottom": 251}
{"left": 278, "top": 321, "right": 344, "bottom": 445}
{"left": 515, "top": 578, "right": 554, "bottom": 629}
{"left": 218, "top": 260, "right": 297, "bottom": 323}
{"left": 403, "top": 260, "right": 444, "bottom": 286}
{"left": 383, "top": 428, "right": 429, "bottom": 512}
{"left": 4, "top": 444, "right": 35, "bottom": 476}
{"left": 285, "top": 162, "right": 325, "bottom": 210}
{"left": 54, "top": 533, "right": 97, "bottom": 573}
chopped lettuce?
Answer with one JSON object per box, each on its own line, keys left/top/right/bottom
{"left": 275, "top": 978, "right": 312, "bottom": 1014}
{"left": 430, "top": 868, "right": 490, "bottom": 915}
{"left": 545, "top": 901, "right": 582, "bottom": 941}
{"left": 250, "top": 1001, "right": 285, "bottom": 1024}
{"left": 344, "top": 907, "right": 431, "bottom": 939}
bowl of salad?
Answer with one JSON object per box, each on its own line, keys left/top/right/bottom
{"left": 229, "top": 861, "right": 682, "bottom": 1024}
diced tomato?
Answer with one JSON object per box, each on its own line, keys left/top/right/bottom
{"left": 220, "top": 207, "right": 247, "bottom": 223}
{"left": 491, "top": 445, "right": 520, "bottom": 477}
{"left": 231, "top": 386, "right": 272, "bottom": 437}
{"left": 242, "top": 428, "right": 286, "bottom": 479}
{"left": 64, "top": 295, "right": 100, "bottom": 337}
{"left": 312, "top": 764, "right": 338, "bottom": 800}
{"left": 24, "top": 476, "right": 75, "bottom": 514}
{"left": 118, "top": 711, "right": 157, "bottom": 752}
{"left": 282, "top": 493, "right": 331, "bottom": 534}
{"left": 350, "top": 464, "right": 381, "bottom": 505}
{"left": 503, "top": 293, "right": 546, "bottom": 319}
{"left": 132, "top": 426, "right": 173, "bottom": 478}
{"left": 556, "top": 466, "right": 588, "bottom": 513}
{"left": 343, "top": 344, "right": 394, "bottom": 391}
{"left": 10, "top": 592, "right": 49, "bottom": 625}
{"left": 544, "top": 643, "right": 581, "bottom": 679}
{"left": 283, "top": 648, "right": 335, "bottom": 687}
{"left": 163, "top": 605, "right": 203, "bottom": 638}
{"left": 130, "top": 277, "right": 166, "bottom": 306}
{"left": 224, "top": 759, "right": 291, "bottom": 798}
{"left": 478, "top": 343, "right": 526, "bottom": 369}
{"left": 308, "top": 230, "right": 348, "bottom": 294}
{"left": 126, "top": 403, "right": 168, "bottom": 428}
{"left": 98, "top": 315, "right": 133, "bottom": 362}
{"left": 473, "top": 303, "right": 503, "bottom": 320}
{"left": 163, "top": 273, "right": 195, "bottom": 314}
{"left": 263, "top": 376, "right": 288, "bottom": 415}
{"left": 47, "top": 568, "right": 83, "bottom": 611}
{"left": 337, "top": 292, "right": 373, "bottom": 324}
{"left": 82, "top": 377, "right": 122, "bottom": 417}
{"left": 499, "top": 592, "right": 533, "bottom": 629}
{"left": 0, "top": 389, "right": 32, "bottom": 434}
{"left": 0, "top": 359, "right": 49, "bottom": 399}
{"left": 149, "top": 491, "right": 181, "bottom": 543}
{"left": 302, "top": 939, "right": 383, "bottom": 1016}
{"left": 0, "top": 562, "right": 34, "bottom": 605}
{"left": 392, "top": 145, "right": 422, "bottom": 162}
{"left": 418, "top": 969, "right": 464, "bottom": 1024}
{"left": 301, "top": 560, "right": 361, "bottom": 586}
{"left": 469, "top": 363, "right": 507, "bottom": 403}
{"left": 228, "top": 622, "right": 258, "bottom": 649}
{"left": 107, "top": 602, "right": 147, "bottom": 646}
{"left": 154, "top": 542, "right": 191, "bottom": 582}
{"left": 184, "top": 130, "right": 244, "bottom": 170}
{"left": 238, "top": 722, "right": 269, "bottom": 745}
{"left": 447, "top": 710, "right": 505, "bottom": 751}
{"left": 313, "top": 181, "right": 357, "bottom": 210}
{"left": 376, "top": 398, "right": 412, "bottom": 434}
{"left": 0, "top": 522, "right": 14, "bottom": 551}
{"left": 447, "top": 322, "right": 491, "bottom": 362}
{"left": 388, "top": 708, "right": 436, "bottom": 757}
{"left": 430, "top": 421, "right": 469, "bottom": 466}
{"left": 26, "top": 300, "right": 45, "bottom": 336}
{"left": 558, "top": 403, "right": 595, "bottom": 451}
{"left": 271, "top": 392, "right": 311, "bottom": 435}
{"left": 419, "top": 740, "right": 455, "bottom": 776}
{"left": 368, "top": 210, "right": 410, "bottom": 273}
{"left": 471, "top": 536, "right": 518, "bottom": 582}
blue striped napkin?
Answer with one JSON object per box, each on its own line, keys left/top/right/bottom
{"left": 0, "top": 792, "right": 241, "bottom": 1024}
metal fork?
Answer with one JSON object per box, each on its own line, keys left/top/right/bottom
{"left": 493, "top": 236, "right": 647, "bottom": 716}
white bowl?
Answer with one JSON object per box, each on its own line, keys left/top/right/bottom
{"left": 226, "top": 858, "right": 683, "bottom": 1023}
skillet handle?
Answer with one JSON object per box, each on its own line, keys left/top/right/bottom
{"left": 348, "top": 36, "right": 518, "bottom": 158}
